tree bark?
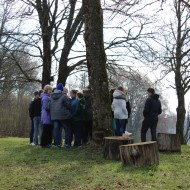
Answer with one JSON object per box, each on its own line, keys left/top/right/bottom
{"left": 175, "top": 0, "right": 186, "bottom": 144}
{"left": 103, "top": 136, "right": 133, "bottom": 160}
{"left": 120, "top": 142, "right": 159, "bottom": 166}
{"left": 157, "top": 133, "right": 181, "bottom": 152}
{"left": 83, "top": 0, "right": 112, "bottom": 144}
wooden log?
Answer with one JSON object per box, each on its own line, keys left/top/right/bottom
{"left": 157, "top": 133, "right": 181, "bottom": 152}
{"left": 103, "top": 136, "right": 133, "bottom": 160}
{"left": 120, "top": 141, "right": 159, "bottom": 166}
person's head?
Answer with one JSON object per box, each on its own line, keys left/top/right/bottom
{"left": 117, "top": 86, "right": 125, "bottom": 92}
{"left": 64, "top": 87, "right": 68, "bottom": 94}
{"left": 44, "top": 84, "right": 53, "bottom": 95}
{"left": 34, "top": 91, "right": 39, "bottom": 99}
{"left": 70, "top": 90, "right": 77, "bottom": 98}
{"left": 76, "top": 92, "right": 84, "bottom": 99}
{"left": 109, "top": 88, "right": 115, "bottom": 96}
{"left": 147, "top": 88, "right": 155, "bottom": 97}
{"left": 56, "top": 83, "right": 64, "bottom": 92}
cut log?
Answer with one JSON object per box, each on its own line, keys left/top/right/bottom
{"left": 157, "top": 133, "right": 181, "bottom": 152}
{"left": 120, "top": 141, "right": 159, "bottom": 166}
{"left": 103, "top": 136, "right": 133, "bottom": 160}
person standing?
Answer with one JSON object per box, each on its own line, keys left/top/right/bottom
{"left": 83, "top": 85, "right": 93, "bottom": 144}
{"left": 72, "top": 92, "right": 86, "bottom": 147}
{"left": 28, "top": 98, "right": 34, "bottom": 145}
{"left": 32, "top": 91, "right": 42, "bottom": 145}
{"left": 141, "top": 88, "right": 162, "bottom": 142}
{"left": 111, "top": 86, "right": 128, "bottom": 136}
{"left": 41, "top": 85, "right": 53, "bottom": 148}
{"left": 50, "top": 83, "right": 72, "bottom": 148}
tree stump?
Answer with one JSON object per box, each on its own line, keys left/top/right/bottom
{"left": 103, "top": 136, "right": 133, "bottom": 160}
{"left": 157, "top": 133, "right": 181, "bottom": 152}
{"left": 120, "top": 141, "right": 159, "bottom": 166}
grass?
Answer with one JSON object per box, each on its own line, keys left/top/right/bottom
{"left": 0, "top": 138, "right": 190, "bottom": 190}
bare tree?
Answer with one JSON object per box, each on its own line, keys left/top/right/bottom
{"left": 152, "top": 0, "right": 190, "bottom": 144}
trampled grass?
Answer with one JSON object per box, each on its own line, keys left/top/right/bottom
{"left": 0, "top": 138, "right": 190, "bottom": 190}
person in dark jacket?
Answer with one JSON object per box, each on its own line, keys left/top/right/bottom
{"left": 28, "top": 99, "right": 34, "bottom": 145}
{"left": 41, "top": 85, "right": 53, "bottom": 148}
{"left": 31, "top": 91, "right": 42, "bottom": 145}
{"left": 50, "top": 83, "right": 72, "bottom": 148}
{"left": 83, "top": 86, "right": 92, "bottom": 144}
{"left": 72, "top": 92, "right": 85, "bottom": 146}
{"left": 141, "top": 88, "right": 162, "bottom": 142}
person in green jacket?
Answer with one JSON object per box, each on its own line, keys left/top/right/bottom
{"left": 72, "top": 92, "right": 85, "bottom": 146}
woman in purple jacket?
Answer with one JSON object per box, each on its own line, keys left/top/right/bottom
{"left": 41, "top": 85, "right": 53, "bottom": 148}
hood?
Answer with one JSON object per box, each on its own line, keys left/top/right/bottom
{"left": 78, "top": 97, "right": 85, "bottom": 105}
{"left": 113, "top": 90, "right": 126, "bottom": 98}
{"left": 152, "top": 94, "right": 160, "bottom": 100}
{"left": 83, "top": 89, "right": 91, "bottom": 98}
{"left": 51, "top": 92, "right": 62, "bottom": 100}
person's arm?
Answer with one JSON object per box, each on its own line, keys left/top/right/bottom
{"left": 42, "top": 97, "right": 50, "bottom": 111}
{"left": 126, "top": 101, "right": 131, "bottom": 118}
{"left": 143, "top": 98, "right": 150, "bottom": 117}
{"left": 28, "top": 101, "right": 34, "bottom": 118}
{"left": 158, "top": 101, "right": 162, "bottom": 115}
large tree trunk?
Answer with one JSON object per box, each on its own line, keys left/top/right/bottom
{"left": 83, "top": 0, "right": 112, "bottom": 144}
{"left": 36, "top": 0, "right": 52, "bottom": 88}
{"left": 175, "top": 0, "right": 186, "bottom": 144}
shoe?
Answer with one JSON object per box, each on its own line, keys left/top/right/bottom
{"left": 64, "top": 144, "right": 71, "bottom": 148}
{"left": 30, "top": 142, "right": 36, "bottom": 146}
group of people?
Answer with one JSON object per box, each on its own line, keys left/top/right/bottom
{"left": 29, "top": 83, "right": 92, "bottom": 148}
{"left": 110, "top": 86, "right": 162, "bottom": 142}
{"left": 29, "top": 83, "right": 162, "bottom": 148}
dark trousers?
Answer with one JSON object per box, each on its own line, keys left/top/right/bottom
{"left": 141, "top": 117, "right": 158, "bottom": 142}
{"left": 62, "top": 119, "right": 72, "bottom": 146}
{"left": 115, "top": 119, "right": 128, "bottom": 136}
{"left": 41, "top": 124, "right": 53, "bottom": 147}
{"left": 73, "top": 121, "right": 83, "bottom": 146}
{"left": 30, "top": 118, "right": 34, "bottom": 143}
{"left": 82, "top": 120, "right": 92, "bottom": 144}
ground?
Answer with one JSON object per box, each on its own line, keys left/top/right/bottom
{"left": 0, "top": 138, "right": 190, "bottom": 190}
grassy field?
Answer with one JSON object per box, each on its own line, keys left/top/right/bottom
{"left": 0, "top": 138, "right": 190, "bottom": 190}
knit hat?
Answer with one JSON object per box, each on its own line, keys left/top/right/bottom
{"left": 56, "top": 83, "right": 64, "bottom": 91}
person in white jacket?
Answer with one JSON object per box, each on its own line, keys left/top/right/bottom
{"left": 111, "top": 86, "right": 128, "bottom": 136}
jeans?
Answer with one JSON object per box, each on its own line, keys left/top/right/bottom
{"left": 33, "top": 116, "right": 43, "bottom": 145}
{"left": 62, "top": 120, "right": 72, "bottom": 146}
{"left": 53, "top": 121, "right": 63, "bottom": 147}
{"left": 53, "top": 120, "right": 72, "bottom": 147}
{"left": 30, "top": 118, "right": 34, "bottom": 143}
{"left": 115, "top": 119, "right": 128, "bottom": 136}
{"left": 141, "top": 117, "right": 158, "bottom": 142}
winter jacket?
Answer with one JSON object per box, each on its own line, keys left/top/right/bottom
{"left": 143, "top": 94, "right": 162, "bottom": 119}
{"left": 111, "top": 90, "right": 128, "bottom": 119}
{"left": 83, "top": 89, "right": 93, "bottom": 121}
{"left": 72, "top": 97, "right": 86, "bottom": 122}
{"left": 41, "top": 93, "right": 51, "bottom": 124}
{"left": 70, "top": 97, "right": 78, "bottom": 116}
{"left": 28, "top": 100, "right": 34, "bottom": 118}
{"left": 50, "top": 90, "right": 71, "bottom": 120}
{"left": 31, "top": 98, "right": 41, "bottom": 117}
